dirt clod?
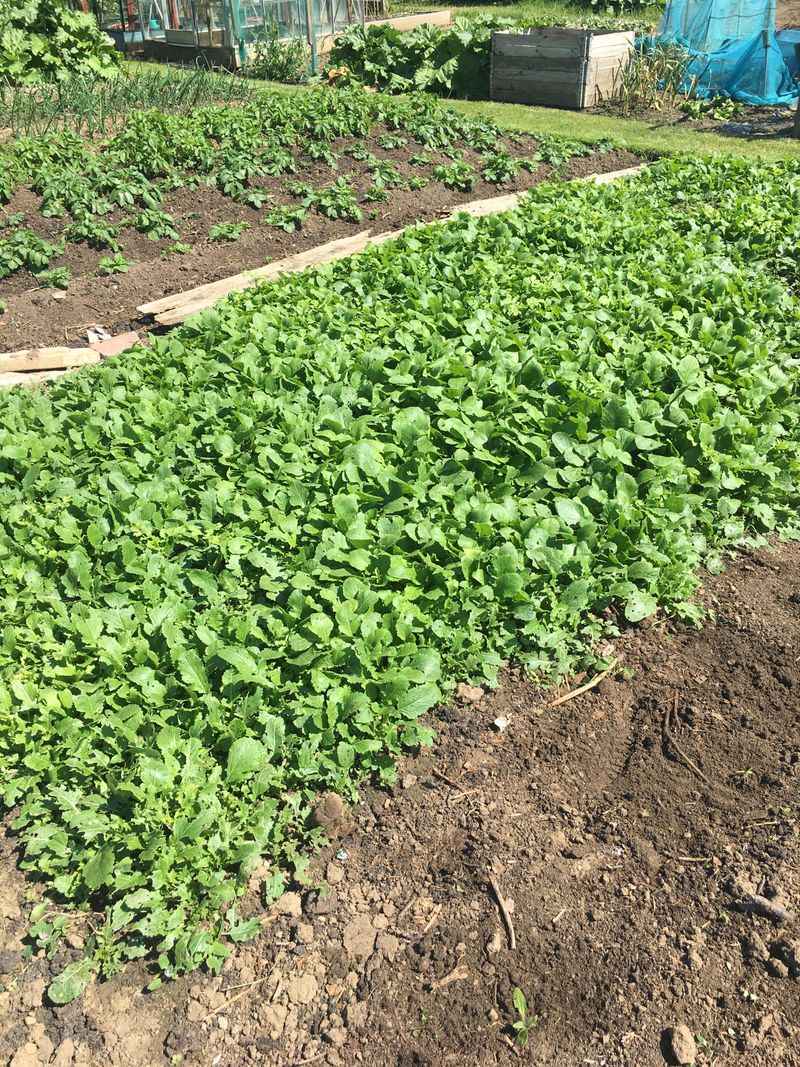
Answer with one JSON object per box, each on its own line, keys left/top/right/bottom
{"left": 312, "top": 792, "right": 352, "bottom": 838}
{"left": 455, "top": 683, "right": 484, "bottom": 704}
{"left": 275, "top": 892, "right": 303, "bottom": 919}
{"left": 663, "top": 1023, "right": 697, "bottom": 1065}
{"left": 342, "top": 915, "right": 377, "bottom": 961}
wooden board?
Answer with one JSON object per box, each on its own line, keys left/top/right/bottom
{"left": 447, "top": 192, "right": 524, "bottom": 218}
{"left": 152, "top": 231, "right": 376, "bottom": 326}
{"left": 0, "top": 369, "right": 69, "bottom": 389}
{"left": 139, "top": 231, "right": 374, "bottom": 318}
{"left": 0, "top": 346, "right": 99, "bottom": 374}
{"left": 588, "top": 165, "right": 647, "bottom": 184}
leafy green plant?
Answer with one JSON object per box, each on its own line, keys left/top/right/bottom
{"left": 0, "top": 211, "right": 25, "bottom": 229}
{"left": 64, "top": 215, "right": 120, "bottom": 251}
{"left": 0, "top": 228, "right": 62, "bottom": 278}
{"left": 305, "top": 141, "right": 339, "bottom": 168}
{"left": 0, "top": 0, "right": 120, "bottom": 85}
{"left": 244, "top": 23, "right": 308, "bottom": 85}
{"left": 264, "top": 205, "right": 307, "bottom": 232}
{"left": 511, "top": 987, "right": 537, "bottom": 1047}
{"left": 363, "top": 184, "right": 390, "bottom": 203}
{"left": 481, "top": 150, "right": 521, "bottom": 185}
{"left": 377, "top": 133, "right": 407, "bottom": 150}
{"left": 97, "top": 253, "right": 130, "bottom": 275}
{"left": 209, "top": 221, "right": 250, "bottom": 242}
{"left": 406, "top": 175, "right": 428, "bottom": 191}
{"left": 433, "top": 161, "right": 476, "bottom": 192}
{"left": 36, "top": 265, "right": 70, "bottom": 289}
{"left": 345, "top": 142, "right": 371, "bottom": 162}
{"left": 314, "top": 178, "right": 362, "bottom": 221}
{"left": 289, "top": 177, "right": 362, "bottom": 222}
{"left": 161, "top": 241, "right": 193, "bottom": 258}
{"left": 370, "top": 159, "right": 404, "bottom": 189}
{"left": 1, "top": 156, "right": 800, "bottom": 1002}
{"left": 328, "top": 17, "right": 515, "bottom": 99}
{"left": 132, "top": 208, "right": 179, "bottom": 242}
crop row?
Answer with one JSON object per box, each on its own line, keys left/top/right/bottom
{"left": 0, "top": 88, "right": 613, "bottom": 287}
{"left": 1, "top": 156, "right": 799, "bottom": 999}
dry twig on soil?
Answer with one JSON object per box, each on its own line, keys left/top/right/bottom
{"left": 547, "top": 659, "right": 619, "bottom": 708}
{"left": 429, "top": 963, "right": 470, "bottom": 991}
{"left": 662, "top": 692, "right": 711, "bottom": 787}
{"left": 488, "top": 873, "right": 516, "bottom": 951}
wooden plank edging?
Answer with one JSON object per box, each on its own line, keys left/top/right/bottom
{"left": 0, "top": 346, "right": 99, "bottom": 374}
{"left": 0, "top": 369, "right": 70, "bottom": 389}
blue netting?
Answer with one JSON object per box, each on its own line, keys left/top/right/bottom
{"left": 658, "top": 0, "right": 799, "bottom": 105}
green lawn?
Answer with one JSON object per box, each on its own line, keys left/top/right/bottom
{"left": 449, "top": 98, "right": 800, "bottom": 160}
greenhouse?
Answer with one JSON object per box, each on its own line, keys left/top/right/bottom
{"left": 102, "top": 0, "right": 364, "bottom": 67}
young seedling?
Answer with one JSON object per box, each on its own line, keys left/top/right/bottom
{"left": 160, "top": 242, "right": 193, "bottom": 258}
{"left": 511, "top": 987, "right": 538, "bottom": 1047}
{"left": 209, "top": 221, "right": 250, "bottom": 242}
{"left": 97, "top": 253, "right": 131, "bottom": 275}
{"left": 432, "top": 161, "right": 476, "bottom": 193}
{"left": 36, "top": 266, "right": 71, "bottom": 290}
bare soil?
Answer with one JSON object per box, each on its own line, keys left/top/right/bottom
{"left": 0, "top": 134, "right": 640, "bottom": 354}
{"left": 591, "top": 101, "right": 798, "bottom": 140}
{"left": 2, "top": 541, "right": 799, "bottom": 1067}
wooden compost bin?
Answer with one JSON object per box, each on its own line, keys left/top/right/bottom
{"left": 490, "top": 28, "right": 635, "bottom": 109}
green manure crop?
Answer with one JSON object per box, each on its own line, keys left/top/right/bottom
{"left": 1, "top": 156, "right": 799, "bottom": 999}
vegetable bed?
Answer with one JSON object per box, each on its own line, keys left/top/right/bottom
{"left": 1, "top": 156, "right": 799, "bottom": 999}
{"left": 0, "top": 88, "right": 637, "bottom": 352}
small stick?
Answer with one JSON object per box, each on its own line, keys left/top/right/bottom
{"left": 429, "top": 963, "right": 470, "bottom": 991}
{"left": 432, "top": 768, "right": 464, "bottom": 790}
{"left": 738, "top": 894, "right": 795, "bottom": 925}
{"left": 662, "top": 693, "right": 711, "bottom": 787}
{"left": 202, "top": 964, "right": 279, "bottom": 1021}
{"left": 488, "top": 873, "right": 516, "bottom": 951}
{"left": 548, "top": 659, "right": 618, "bottom": 708}
{"left": 420, "top": 903, "right": 442, "bottom": 936}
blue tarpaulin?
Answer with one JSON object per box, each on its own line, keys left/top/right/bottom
{"left": 658, "top": 0, "right": 799, "bottom": 105}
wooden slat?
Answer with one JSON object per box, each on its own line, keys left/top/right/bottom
{"left": 491, "top": 66, "right": 586, "bottom": 82}
{"left": 139, "top": 231, "right": 373, "bottom": 318}
{"left": 492, "top": 41, "right": 585, "bottom": 58}
{"left": 494, "top": 28, "right": 587, "bottom": 44}
{"left": 588, "top": 165, "right": 647, "bottom": 184}
{"left": 448, "top": 192, "right": 525, "bottom": 218}
{"left": 0, "top": 369, "right": 69, "bottom": 389}
{"left": 587, "top": 31, "right": 635, "bottom": 50}
{"left": 0, "top": 346, "right": 99, "bottom": 373}
{"left": 153, "top": 230, "right": 377, "bottom": 326}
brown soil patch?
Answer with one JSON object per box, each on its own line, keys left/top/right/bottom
{"left": 2, "top": 542, "right": 799, "bottom": 1066}
{"left": 592, "top": 100, "right": 798, "bottom": 139}
{"left": 0, "top": 135, "right": 640, "bottom": 354}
